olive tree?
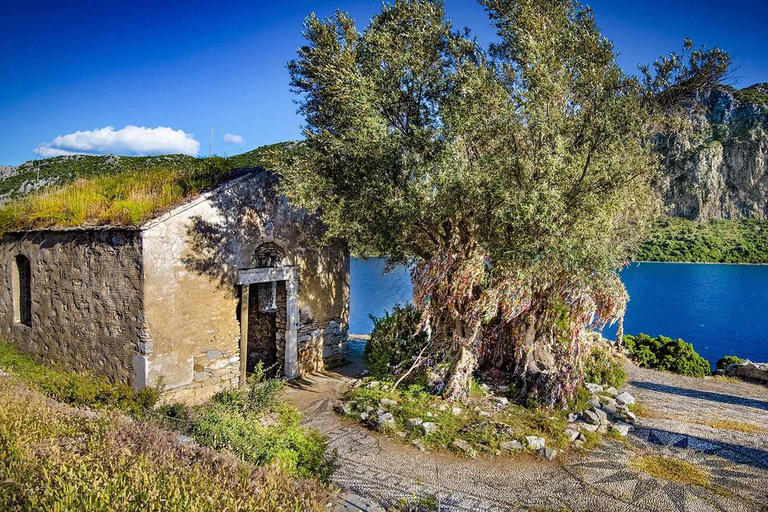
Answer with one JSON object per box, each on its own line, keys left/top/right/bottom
{"left": 281, "top": 0, "right": 729, "bottom": 403}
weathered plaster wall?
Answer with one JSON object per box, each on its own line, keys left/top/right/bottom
{"left": 142, "top": 171, "right": 349, "bottom": 403}
{"left": 0, "top": 230, "right": 143, "bottom": 386}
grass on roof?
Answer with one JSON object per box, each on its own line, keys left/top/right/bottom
{"left": 0, "top": 142, "right": 297, "bottom": 233}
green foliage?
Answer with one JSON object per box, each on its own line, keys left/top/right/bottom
{"left": 583, "top": 348, "right": 626, "bottom": 389}
{"left": 623, "top": 333, "right": 712, "bottom": 377}
{"left": 638, "top": 217, "right": 768, "bottom": 263}
{"left": 734, "top": 84, "right": 768, "bottom": 107}
{"left": 364, "top": 304, "right": 427, "bottom": 379}
{"left": 716, "top": 355, "right": 743, "bottom": 371}
{"left": 282, "top": 0, "right": 726, "bottom": 404}
{"left": 0, "top": 341, "right": 160, "bottom": 416}
{"left": 163, "top": 366, "right": 333, "bottom": 482}
{"left": 0, "top": 142, "right": 293, "bottom": 233}
{"left": 0, "top": 377, "right": 332, "bottom": 511}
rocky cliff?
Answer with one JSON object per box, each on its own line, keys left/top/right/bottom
{"left": 657, "top": 84, "right": 768, "bottom": 221}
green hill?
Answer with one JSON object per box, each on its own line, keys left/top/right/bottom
{"left": 0, "top": 141, "right": 297, "bottom": 204}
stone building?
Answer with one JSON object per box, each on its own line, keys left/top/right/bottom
{"left": 0, "top": 170, "right": 349, "bottom": 403}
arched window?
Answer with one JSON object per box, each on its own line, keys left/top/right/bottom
{"left": 12, "top": 255, "right": 31, "bottom": 326}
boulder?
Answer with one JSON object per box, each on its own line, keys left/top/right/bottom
{"left": 334, "top": 402, "right": 353, "bottom": 415}
{"left": 377, "top": 412, "right": 395, "bottom": 429}
{"left": 359, "top": 412, "right": 369, "bottom": 421}
{"left": 585, "top": 383, "right": 604, "bottom": 393}
{"left": 526, "top": 436, "right": 546, "bottom": 450}
{"left": 611, "top": 421, "right": 633, "bottom": 437}
{"left": 419, "top": 422, "right": 438, "bottom": 435}
{"left": 578, "top": 421, "right": 599, "bottom": 433}
{"left": 405, "top": 418, "right": 423, "bottom": 432}
{"left": 729, "top": 360, "right": 768, "bottom": 383}
{"left": 493, "top": 396, "right": 509, "bottom": 407}
{"left": 452, "top": 406, "right": 463, "bottom": 416}
{"left": 582, "top": 409, "right": 601, "bottom": 425}
{"left": 591, "top": 406, "right": 608, "bottom": 424}
{"left": 568, "top": 412, "right": 581, "bottom": 423}
{"left": 614, "top": 392, "right": 635, "bottom": 406}
{"left": 411, "top": 439, "right": 426, "bottom": 451}
{"left": 600, "top": 399, "right": 619, "bottom": 416}
{"left": 452, "top": 439, "right": 476, "bottom": 457}
{"left": 539, "top": 446, "right": 557, "bottom": 461}
{"left": 501, "top": 440, "right": 523, "bottom": 451}
{"left": 564, "top": 428, "right": 580, "bottom": 442}
{"left": 604, "top": 387, "right": 619, "bottom": 396}
{"left": 380, "top": 398, "right": 398, "bottom": 408}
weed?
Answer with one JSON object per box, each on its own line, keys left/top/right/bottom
{"left": 629, "top": 455, "right": 709, "bottom": 487}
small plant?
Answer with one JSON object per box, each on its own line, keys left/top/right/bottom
{"left": 716, "top": 355, "right": 743, "bottom": 371}
{"left": 364, "top": 304, "right": 428, "bottom": 379}
{"left": 583, "top": 347, "right": 626, "bottom": 389}
{"left": 623, "top": 333, "right": 712, "bottom": 377}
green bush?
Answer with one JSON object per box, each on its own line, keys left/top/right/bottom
{"left": 623, "top": 334, "right": 712, "bottom": 377}
{"left": 0, "top": 341, "right": 160, "bottom": 416}
{"left": 716, "top": 355, "right": 744, "bottom": 371}
{"left": 165, "top": 366, "right": 334, "bottom": 482}
{"left": 583, "top": 347, "right": 626, "bottom": 389}
{"left": 364, "top": 303, "right": 428, "bottom": 379}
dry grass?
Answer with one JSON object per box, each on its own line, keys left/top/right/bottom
{"left": 629, "top": 455, "right": 710, "bottom": 487}
{"left": 0, "top": 161, "right": 233, "bottom": 233}
{"left": 629, "top": 402, "right": 668, "bottom": 419}
{"left": 698, "top": 419, "right": 767, "bottom": 434}
{"left": 0, "top": 377, "right": 333, "bottom": 511}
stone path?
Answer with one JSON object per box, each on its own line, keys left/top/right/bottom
{"left": 286, "top": 344, "right": 768, "bottom": 511}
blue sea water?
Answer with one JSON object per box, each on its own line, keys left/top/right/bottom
{"left": 350, "top": 258, "right": 768, "bottom": 366}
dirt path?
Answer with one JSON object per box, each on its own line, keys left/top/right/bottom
{"left": 285, "top": 342, "right": 768, "bottom": 511}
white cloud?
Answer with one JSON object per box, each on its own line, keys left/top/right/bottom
{"left": 35, "top": 126, "right": 200, "bottom": 157}
{"left": 223, "top": 132, "right": 244, "bottom": 145}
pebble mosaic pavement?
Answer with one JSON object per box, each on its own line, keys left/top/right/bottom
{"left": 289, "top": 344, "right": 768, "bottom": 512}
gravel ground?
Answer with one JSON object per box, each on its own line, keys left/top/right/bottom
{"left": 289, "top": 342, "right": 768, "bottom": 512}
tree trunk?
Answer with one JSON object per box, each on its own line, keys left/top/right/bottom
{"left": 515, "top": 311, "right": 561, "bottom": 400}
{"left": 442, "top": 318, "right": 477, "bottom": 402}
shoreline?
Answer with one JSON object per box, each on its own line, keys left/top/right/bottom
{"left": 630, "top": 260, "right": 768, "bottom": 266}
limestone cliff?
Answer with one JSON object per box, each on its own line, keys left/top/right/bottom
{"left": 657, "top": 84, "right": 768, "bottom": 221}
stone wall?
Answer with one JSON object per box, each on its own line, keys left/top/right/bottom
{"left": 0, "top": 229, "right": 144, "bottom": 386}
{"left": 142, "top": 171, "right": 349, "bottom": 403}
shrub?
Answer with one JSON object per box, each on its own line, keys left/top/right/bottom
{"left": 364, "top": 303, "right": 428, "bottom": 379}
{"left": 0, "top": 341, "right": 160, "bottom": 416}
{"left": 623, "top": 334, "right": 712, "bottom": 377}
{"left": 716, "top": 355, "right": 743, "bottom": 371}
{"left": 583, "top": 347, "right": 626, "bottom": 389}
{"left": 0, "top": 377, "right": 332, "bottom": 511}
{"left": 178, "top": 366, "right": 333, "bottom": 482}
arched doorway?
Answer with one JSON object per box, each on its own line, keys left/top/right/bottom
{"left": 237, "top": 243, "right": 299, "bottom": 384}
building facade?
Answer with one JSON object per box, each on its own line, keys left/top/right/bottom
{"left": 0, "top": 171, "right": 349, "bottom": 403}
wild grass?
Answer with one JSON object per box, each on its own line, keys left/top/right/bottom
{"left": 0, "top": 162, "right": 229, "bottom": 233}
{"left": 698, "top": 419, "right": 767, "bottom": 434}
{"left": 0, "top": 376, "right": 333, "bottom": 511}
{"left": 342, "top": 381, "right": 574, "bottom": 455}
{"left": 155, "top": 363, "right": 335, "bottom": 481}
{"left": 0, "top": 141, "right": 300, "bottom": 234}
{"left": 629, "top": 455, "right": 710, "bottom": 487}
{"left": 0, "top": 341, "right": 159, "bottom": 416}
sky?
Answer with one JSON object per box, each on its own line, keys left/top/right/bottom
{"left": 1, "top": 0, "right": 766, "bottom": 166}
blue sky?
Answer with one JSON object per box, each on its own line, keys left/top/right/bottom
{"left": 1, "top": 0, "right": 766, "bottom": 165}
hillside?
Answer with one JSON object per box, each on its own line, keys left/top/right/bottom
{"left": 657, "top": 83, "right": 768, "bottom": 221}
{"left": 0, "top": 142, "right": 296, "bottom": 206}
{"left": 0, "top": 142, "right": 298, "bottom": 233}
